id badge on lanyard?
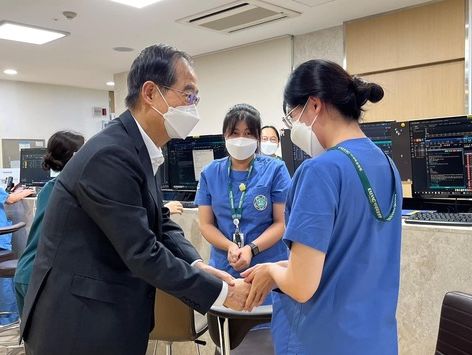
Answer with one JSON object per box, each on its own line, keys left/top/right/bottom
{"left": 232, "top": 218, "right": 244, "bottom": 248}
{"left": 228, "top": 157, "right": 254, "bottom": 247}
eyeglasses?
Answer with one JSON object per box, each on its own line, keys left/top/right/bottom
{"left": 282, "top": 106, "right": 299, "bottom": 129}
{"left": 163, "top": 86, "right": 200, "bottom": 106}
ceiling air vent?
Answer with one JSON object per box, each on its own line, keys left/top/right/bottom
{"left": 177, "top": 1, "right": 300, "bottom": 34}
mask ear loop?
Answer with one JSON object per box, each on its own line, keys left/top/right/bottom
{"left": 151, "top": 85, "right": 170, "bottom": 116}
{"left": 308, "top": 99, "right": 319, "bottom": 128}
{"left": 295, "top": 100, "right": 309, "bottom": 123}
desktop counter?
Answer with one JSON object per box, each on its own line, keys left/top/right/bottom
{"left": 398, "top": 222, "right": 472, "bottom": 354}
{"left": 17, "top": 201, "right": 472, "bottom": 355}
{"left": 4, "top": 197, "right": 36, "bottom": 254}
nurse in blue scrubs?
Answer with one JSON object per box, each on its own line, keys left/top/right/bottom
{"left": 196, "top": 104, "right": 291, "bottom": 280}
{"left": 0, "top": 186, "right": 34, "bottom": 324}
{"left": 242, "top": 60, "right": 402, "bottom": 355}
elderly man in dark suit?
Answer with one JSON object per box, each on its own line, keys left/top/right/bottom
{"left": 21, "top": 44, "right": 249, "bottom": 355}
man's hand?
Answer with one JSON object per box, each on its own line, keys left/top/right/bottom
{"left": 223, "top": 278, "right": 250, "bottom": 311}
{"left": 230, "top": 245, "right": 252, "bottom": 271}
{"left": 240, "top": 263, "right": 276, "bottom": 311}
{"left": 164, "top": 201, "right": 184, "bottom": 215}
{"left": 227, "top": 243, "right": 241, "bottom": 264}
{"left": 194, "top": 261, "right": 235, "bottom": 286}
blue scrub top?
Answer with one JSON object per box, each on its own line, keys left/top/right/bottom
{"left": 0, "top": 188, "right": 12, "bottom": 250}
{"left": 15, "top": 178, "right": 56, "bottom": 286}
{"left": 195, "top": 155, "right": 291, "bottom": 278}
{"left": 0, "top": 188, "right": 18, "bottom": 325}
{"left": 272, "top": 138, "right": 402, "bottom": 355}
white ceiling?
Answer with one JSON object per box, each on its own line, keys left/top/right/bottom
{"left": 0, "top": 0, "right": 431, "bottom": 91}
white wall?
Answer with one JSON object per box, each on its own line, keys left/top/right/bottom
{"left": 0, "top": 80, "right": 109, "bottom": 141}
{"left": 113, "top": 29, "right": 345, "bottom": 136}
{"left": 113, "top": 36, "right": 294, "bottom": 135}
{"left": 113, "top": 71, "right": 128, "bottom": 116}
{"left": 192, "top": 36, "right": 293, "bottom": 135}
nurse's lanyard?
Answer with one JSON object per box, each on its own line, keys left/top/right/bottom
{"left": 227, "top": 157, "right": 255, "bottom": 247}
{"left": 329, "top": 146, "right": 397, "bottom": 222}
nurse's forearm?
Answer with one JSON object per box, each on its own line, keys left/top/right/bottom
{"left": 270, "top": 243, "right": 324, "bottom": 303}
{"left": 269, "top": 263, "right": 314, "bottom": 304}
{"left": 269, "top": 264, "right": 293, "bottom": 294}
{"left": 252, "top": 221, "right": 285, "bottom": 252}
{"left": 276, "top": 260, "right": 288, "bottom": 267}
{"left": 199, "top": 223, "right": 234, "bottom": 251}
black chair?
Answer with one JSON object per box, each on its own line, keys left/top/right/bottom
{"left": 0, "top": 222, "right": 26, "bottom": 274}
{"left": 0, "top": 223, "right": 26, "bottom": 263}
{"left": 435, "top": 291, "right": 472, "bottom": 355}
{"left": 207, "top": 305, "right": 272, "bottom": 355}
{"left": 0, "top": 222, "right": 26, "bottom": 353}
{"left": 0, "top": 222, "right": 27, "bottom": 299}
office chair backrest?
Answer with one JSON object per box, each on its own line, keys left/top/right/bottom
{"left": 4, "top": 203, "right": 28, "bottom": 256}
{"left": 149, "top": 289, "right": 200, "bottom": 342}
{"left": 435, "top": 291, "right": 472, "bottom": 354}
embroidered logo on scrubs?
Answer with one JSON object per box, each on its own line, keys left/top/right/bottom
{"left": 253, "top": 195, "right": 268, "bottom": 211}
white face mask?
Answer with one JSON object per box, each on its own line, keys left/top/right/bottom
{"left": 151, "top": 86, "right": 200, "bottom": 139}
{"left": 290, "top": 101, "right": 325, "bottom": 158}
{"left": 226, "top": 137, "right": 257, "bottom": 161}
{"left": 261, "top": 141, "right": 279, "bottom": 156}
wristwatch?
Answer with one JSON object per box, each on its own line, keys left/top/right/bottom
{"left": 249, "top": 242, "right": 260, "bottom": 257}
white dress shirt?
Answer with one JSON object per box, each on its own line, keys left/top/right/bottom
{"left": 133, "top": 117, "right": 228, "bottom": 307}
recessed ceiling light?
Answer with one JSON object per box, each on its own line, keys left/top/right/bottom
{"left": 0, "top": 21, "right": 69, "bottom": 45}
{"left": 110, "top": 0, "right": 164, "bottom": 9}
{"left": 3, "top": 69, "right": 17, "bottom": 75}
{"left": 113, "top": 46, "right": 134, "bottom": 52}
{"left": 106, "top": 81, "right": 115, "bottom": 86}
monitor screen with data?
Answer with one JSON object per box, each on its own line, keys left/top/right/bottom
{"left": 360, "top": 121, "right": 393, "bottom": 157}
{"left": 409, "top": 116, "right": 472, "bottom": 198}
{"left": 19, "top": 148, "right": 51, "bottom": 186}
{"left": 166, "top": 135, "right": 226, "bottom": 191}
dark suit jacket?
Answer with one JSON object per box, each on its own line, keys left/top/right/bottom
{"left": 21, "top": 111, "right": 222, "bottom": 355}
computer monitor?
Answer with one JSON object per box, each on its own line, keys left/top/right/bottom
{"left": 19, "top": 148, "right": 51, "bottom": 186}
{"left": 280, "top": 128, "right": 310, "bottom": 176}
{"left": 360, "top": 121, "right": 393, "bottom": 157}
{"left": 360, "top": 121, "right": 412, "bottom": 181}
{"left": 166, "top": 134, "right": 226, "bottom": 191}
{"left": 157, "top": 145, "right": 170, "bottom": 190}
{"left": 409, "top": 115, "right": 472, "bottom": 199}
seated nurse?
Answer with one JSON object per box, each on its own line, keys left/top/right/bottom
{"left": 195, "top": 103, "right": 291, "bottom": 287}
{"left": 242, "top": 60, "right": 402, "bottom": 355}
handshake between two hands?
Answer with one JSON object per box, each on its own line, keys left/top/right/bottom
{"left": 197, "top": 262, "right": 275, "bottom": 312}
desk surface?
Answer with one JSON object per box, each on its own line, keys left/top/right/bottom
{"left": 402, "top": 220, "right": 472, "bottom": 233}
{"left": 209, "top": 305, "right": 272, "bottom": 319}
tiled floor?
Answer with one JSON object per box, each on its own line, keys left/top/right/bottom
{"left": 1, "top": 325, "right": 272, "bottom": 355}
{"left": 0, "top": 323, "right": 25, "bottom": 355}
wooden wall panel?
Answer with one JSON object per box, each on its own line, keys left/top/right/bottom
{"left": 346, "top": 0, "right": 465, "bottom": 75}
{"left": 360, "top": 60, "right": 465, "bottom": 122}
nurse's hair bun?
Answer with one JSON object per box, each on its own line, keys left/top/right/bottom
{"left": 42, "top": 131, "right": 85, "bottom": 172}
{"left": 352, "top": 77, "right": 384, "bottom": 106}
{"left": 43, "top": 153, "right": 64, "bottom": 171}
{"left": 283, "top": 59, "right": 384, "bottom": 121}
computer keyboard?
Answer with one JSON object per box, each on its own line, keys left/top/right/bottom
{"left": 181, "top": 201, "right": 197, "bottom": 209}
{"left": 404, "top": 212, "right": 472, "bottom": 227}
{"left": 163, "top": 200, "right": 197, "bottom": 209}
